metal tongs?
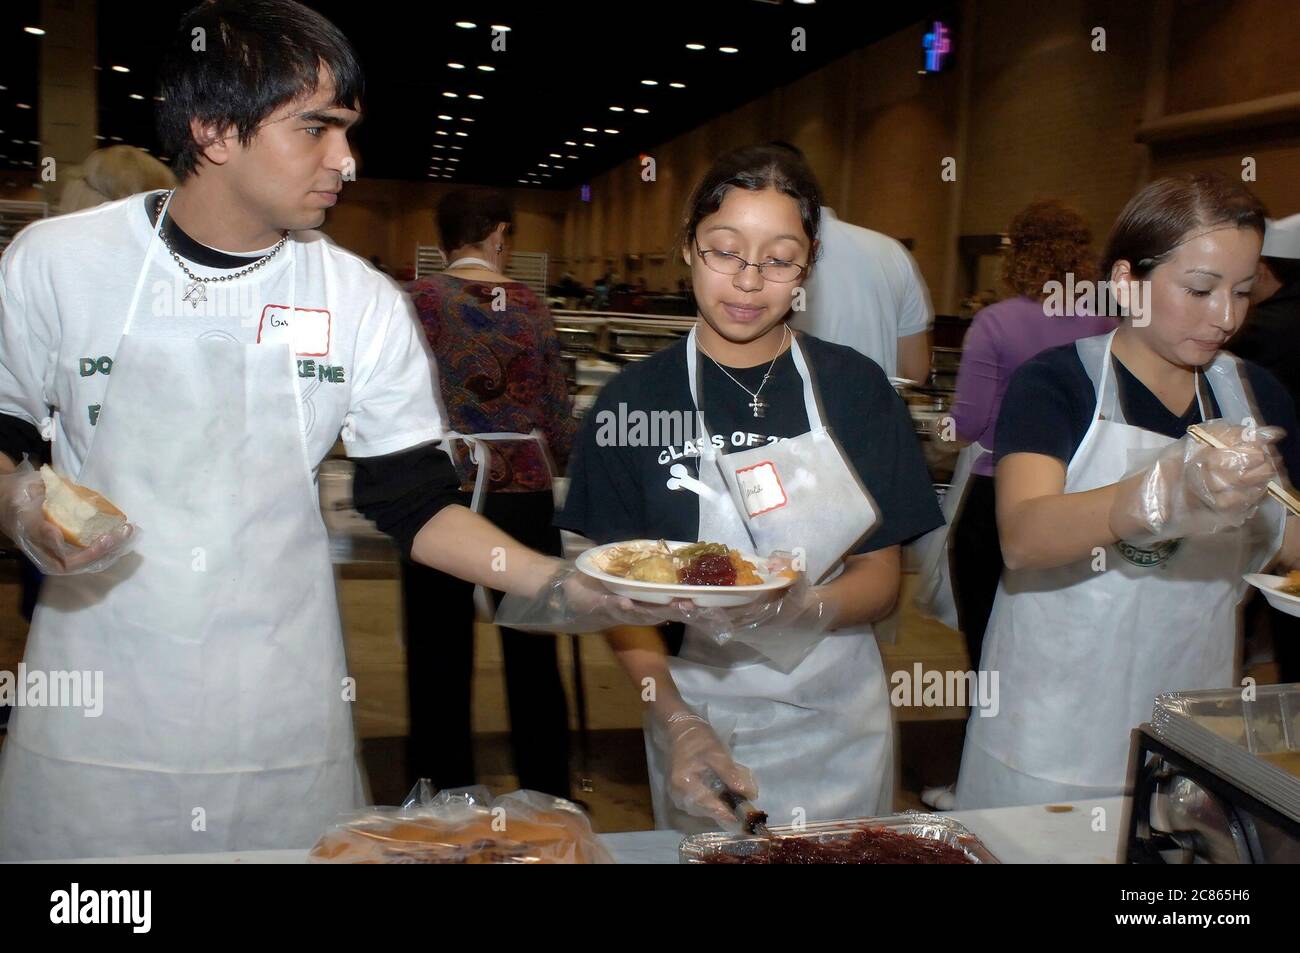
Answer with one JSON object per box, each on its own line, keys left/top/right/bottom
{"left": 705, "top": 770, "right": 775, "bottom": 838}
{"left": 1186, "top": 423, "right": 1300, "bottom": 517}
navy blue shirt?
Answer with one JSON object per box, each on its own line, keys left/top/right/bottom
{"left": 995, "top": 342, "right": 1300, "bottom": 482}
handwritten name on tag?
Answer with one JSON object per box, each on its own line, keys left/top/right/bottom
{"left": 734, "top": 460, "right": 787, "bottom": 516}
{"left": 256, "top": 305, "right": 332, "bottom": 356}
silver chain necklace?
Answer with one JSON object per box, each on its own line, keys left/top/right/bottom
{"left": 154, "top": 191, "right": 289, "bottom": 309}
{"left": 696, "top": 323, "right": 790, "bottom": 419}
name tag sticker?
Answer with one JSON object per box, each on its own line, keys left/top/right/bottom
{"left": 257, "top": 305, "right": 331, "bottom": 357}
{"left": 734, "top": 460, "right": 787, "bottom": 516}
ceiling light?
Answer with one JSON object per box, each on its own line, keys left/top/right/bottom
{"left": 460, "top": 117, "right": 474, "bottom": 122}
{"left": 435, "top": 130, "right": 448, "bottom": 136}
{"left": 490, "top": 24, "right": 511, "bottom": 31}
{"left": 609, "top": 106, "right": 624, "bottom": 112}
{"left": 564, "top": 140, "right": 577, "bottom": 146}
{"left": 442, "top": 91, "right": 458, "bottom": 98}
{"left": 467, "top": 93, "right": 484, "bottom": 100}
{"left": 633, "top": 108, "right": 648, "bottom": 114}
{"left": 129, "top": 93, "right": 144, "bottom": 100}
{"left": 604, "top": 128, "right": 619, "bottom": 134}
{"left": 438, "top": 114, "right": 453, "bottom": 120}
{"left": 15, "top": 103, "right": 30, "bottom": 110}
{"left": 111, "top": 65, "right": 130, "bottom": 73}
{"left": 477, "top": 65, "right": 494, "bottom": 72}
{"left": 582, "top": 127, "right": 597, "bottom": 133}
{"left": 669, "top": 82, "right": 685, "bottom": 89}
{"left": 539, "top": 163, "right": 549, "bottom": 168}
{"left": 454, "top": 130, "right": 468, "bottom": 137}
{"left": 566, "top": 154, "right": 578, "bottom": 159}
{"left": 641, "top": 79, "right": 658, "bottom": 86}
{"left": 24, "top": 27, "right": 45, "bottom": 36}
{"left": 447, "top": 62, "right": 465, "bottom": 69}
{"left": 549, "top": 153, "right": 561, "bottom": 158}
{"left": 455, "top": 22, "right": 476, "bottom": 29}
{"left": 582, "top": 142, "right": 595, "bottom": 147}
{"left": 685, "top": 43, "right": 704, "bottom": 50}
{"left": 451, "top": 145, "right": 463, "bottom": 150}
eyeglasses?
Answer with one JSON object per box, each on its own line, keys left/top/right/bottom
{"left": 694, "top": 243, "right": 807, "bottom": 283}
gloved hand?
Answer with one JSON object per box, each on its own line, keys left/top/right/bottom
{"left": 0, "top": 461, "right": 137, "bottom": 575}
{"left": 653, "top": 711, "right": 757, "bottom": 831}
{"left": 493, "top": 560, "right": 685, "bottom": 633}
{"left": 1110, "top": 421, "right": 1283, "bottom": 545}
{"left": 681, "top": 555, "right": 838, "bottom": 671}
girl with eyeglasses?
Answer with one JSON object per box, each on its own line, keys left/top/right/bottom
{"left": 558, "top": 144, "right": 943, "bottom": 831}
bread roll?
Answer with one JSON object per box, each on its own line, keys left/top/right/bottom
{"left": 39, "top": 465, "right": 127, "bottom": 547}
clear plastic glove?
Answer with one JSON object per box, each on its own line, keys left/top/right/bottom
{"left": 680, "top": 555, "right": 837, "bottom": 671}
{"left": 652, "top": 711, "right": 757, "bottom": 831}
{"left": 0, "top": 461, "right": 137, "bottom": 575}
{"left": 1111, "top": 421, "right": 1283, "bottom": 545}
{"left": 493, "top": 561, "right": 684, "bottom": 633}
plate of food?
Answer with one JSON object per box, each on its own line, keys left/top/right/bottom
{"left": 1244, "top": 572, "right": 1300, "bottom": 618}
{"left": 577, "top": 539, "right": 796, "bottom": 607}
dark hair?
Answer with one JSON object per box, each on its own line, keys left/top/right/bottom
{"left": 156, "top": 0, "right": 364, "bottom": 180}
{"left": 1099, "top": 172, "right": 1267, "bottom": 280}
{"left": 1002, "top": 200, "right": 1096, "bottom": 300}
{"left": 436, "top": 188, "right": 514, "bottom": 251}
{"left": 678, "top": 144, "right": 823, "bottom": 253}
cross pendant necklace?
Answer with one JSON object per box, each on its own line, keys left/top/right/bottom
{"left": 697, "top": 323, "right": 788, "bottom": 419}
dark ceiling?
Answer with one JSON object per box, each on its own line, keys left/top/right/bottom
{"left": 0, "top": 0, "right": 939, "bottom": 189}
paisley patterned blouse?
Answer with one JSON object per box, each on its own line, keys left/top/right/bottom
{"left": 409, "top": 274, "right": 576, "bottom": 493}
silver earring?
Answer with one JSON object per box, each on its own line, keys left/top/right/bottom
{"left": 495, "top": 244, "right": 503, "bottom": 253}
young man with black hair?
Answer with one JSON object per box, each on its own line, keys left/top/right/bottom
{"left": 0, "top": 0, "right": 575, "bottom": 859}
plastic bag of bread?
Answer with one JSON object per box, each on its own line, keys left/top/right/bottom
{"left": 308, "top": 781, "right": 614, "bottom": 864}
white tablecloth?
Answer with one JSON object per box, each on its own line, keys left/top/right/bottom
{"left": 33, "top": 798, "right": 1126, "bottom": 864}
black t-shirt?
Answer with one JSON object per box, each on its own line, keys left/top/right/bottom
{"left": 559, "top": 333, "right": 944, "bottom": 553}
{"left": 995, "top": 341, "right": 1300, "bottom": 481}
{"left": 1227, "top": 282, "right": 1300, "bottom": 409}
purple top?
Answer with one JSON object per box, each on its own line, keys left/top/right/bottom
{"left": 951, "top": 296, "right": 1117, "bottom": 476}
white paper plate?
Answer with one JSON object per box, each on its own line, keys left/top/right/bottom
{"left": 577, "top": 540, "right": 794, "bottom": 607}
{"left": 1244, "top": 573, "right": 1300, "bottom": 618}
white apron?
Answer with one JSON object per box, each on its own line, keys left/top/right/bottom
{"left": 643, "top": 326, "right": 894, "bottom": 832}
{"left": 0, "top": 194, "right": 365, "bottom": 859}
{"left": 913, "top": 440, "right": 987, "bottom": 631}
{"left": 955, "top": 329, "right": 1285, "bottom": 809}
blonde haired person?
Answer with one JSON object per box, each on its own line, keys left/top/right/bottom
{"left": 58, "top": 145, "right": 177, "bottom": 214}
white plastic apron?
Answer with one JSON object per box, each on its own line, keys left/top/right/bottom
{"left": 0, "top": 193, "right": 364, "bottom": 859}
{"left": 440, "top": 430, "right": 554, "bottom": 621}
{"left": 643, "top": 326, "right": 894, "bottom": 832}
{"left": 913, "top": 441, "right": 987, "bottom": 632}
{"left": 956, "top": 329, "right": 1285, "bottom": 809}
